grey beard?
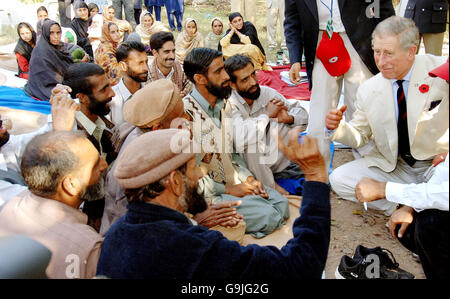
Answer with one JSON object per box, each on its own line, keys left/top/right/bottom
{"left": 80, "top": 175, "right": 105, "bottom": 202}
{"left": 179, "top": 174, "right": 207, "bottom": 215}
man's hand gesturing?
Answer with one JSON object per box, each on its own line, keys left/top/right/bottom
{"left": 325, "top": 105, "right": 347, "bottom": 130}
{"left": 277, "top": 127, "right": 327, "bottom": 183}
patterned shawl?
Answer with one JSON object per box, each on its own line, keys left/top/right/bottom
{"left": 175, "top": 18, "right": 204, "bottom": 62}
{"left": 98, "top": 22, "right": 119, "bottom": 54}
{"left": 102, "top": 5, "right": 132, "bottom": 41}
{"left": 204, "top": 17, "right": 225, "bottom": 50}
{"left": 135, "top": 11, "right": 169, "bottom": 45}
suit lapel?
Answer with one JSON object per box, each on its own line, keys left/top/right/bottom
{"left": 376, "top": 78, "right": 398, "bottom": 160}
{"left": 305, "top": 0, "right": 319, "bottom": 23}
{"left": 406, "top": 57, "right": 431, "bottom": 146}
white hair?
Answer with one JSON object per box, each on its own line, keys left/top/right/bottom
{"left": 372, "top": 16, "right": 419, "bottom": 51}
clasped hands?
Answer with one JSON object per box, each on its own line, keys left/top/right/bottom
{"left": 265, "top": 98, "right": 294, "bottom": 124}
{"left": 225, "top": 176, "right": 268, "bottom": 199}
{"left": 193, "top": 200, "right": 244, "bottom": 229}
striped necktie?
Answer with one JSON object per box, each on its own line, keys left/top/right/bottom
{"left": 396, "top": 80, "right": 416, "bottom": 166}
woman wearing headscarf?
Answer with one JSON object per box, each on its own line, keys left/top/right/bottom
{"left": 144, "top": 0, "right": 164, "bottom": 22}
{"left": 88, "top": 2, "right": 100, "bottom": 18}
{"left": 204, "top": 17, "right": 225, "bottom": 50}
{"left": 24, "top": 20, "right": 73, "bottom": 101}
{"left": 14, "top": 23, "right": 36, "bottom": 79}
{"left": 94, "top": 22, "right": 123, "bottom": 86}
{"left": 219, "top": 12, "right": 270, "bottom": 71}
{"left": 70, "top": 1, "right": 94, "bottom": 61}
{"left": 135, "top": 11, "right": 168, "bottom": 46}
{"left": 174, "top": 18, "right": 204, "bottom": 62}
{"left": 103, "top": 5, "right": 132, "bottom": 42}
{"left": 36, "top": 6, "right": 48, "bottom": 41}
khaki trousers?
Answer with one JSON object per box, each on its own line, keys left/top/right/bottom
{"left": 330, "top": 157, "right": 432, "bottom": 215}
{"left": 418, "top": 32, "right": 446, "bottom": 56}
{"left": 230, "top": 0, "right": 257, "bottom": 24}
{"left": 308, "top": 31, "right": 373, "bottom": 171}
{"left": 266, "top": 0, "right": 286, "bottom": 48}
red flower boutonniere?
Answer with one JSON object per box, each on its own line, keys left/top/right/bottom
{"left": 419, "top": 84, "right": 430, "bottom": 94}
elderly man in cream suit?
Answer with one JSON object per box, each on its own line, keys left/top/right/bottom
{"left": 326, "top": 16, "right": 449, "bottom": 215}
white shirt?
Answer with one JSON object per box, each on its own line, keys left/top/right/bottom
{"left": 317, "top": 0, "right": 345, "bottom": 32}
{"left": 397, "top": 0, "right": 408, "bottom": 17}
{"left": 109, "top": 78, "right": 143, "bottom": 126}
{"left": 228, "top": 86, "right": 308, "bottom": 152}
{"left": 157, "top": 66, "right": 175, "bottom": 81}
{"left": 0, "top": 117, "right": 52, "bottom": 210}
{"left": 75, "top": 111, "right": 110, "bottom": 160}
{"left": 386, "top": 155, "right": 449, "bottom": 212}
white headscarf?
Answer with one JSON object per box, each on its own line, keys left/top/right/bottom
{"left": 135, "top": 11, "right": 169, "bottom": 45}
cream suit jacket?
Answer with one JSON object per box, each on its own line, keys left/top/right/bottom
{"left": 331, "top": 55, "right": 449, "bottom": 172}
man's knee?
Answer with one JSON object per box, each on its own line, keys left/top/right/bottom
{"left": 329, "top": 166, "right": 348, "bottom": 198}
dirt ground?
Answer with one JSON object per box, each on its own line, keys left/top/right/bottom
{"left": 325, "top": 149, "right": 425, "bottom": 279}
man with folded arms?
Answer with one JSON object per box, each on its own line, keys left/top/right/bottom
{"left": 225, "top": 54, "right": 308, "bottom": 194}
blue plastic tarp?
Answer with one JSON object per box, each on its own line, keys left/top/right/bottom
{"left": 0, "top": 86, "right": 51, "bottom": 115}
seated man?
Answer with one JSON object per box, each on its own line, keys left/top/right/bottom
{"left": 52, "top": 63, "right": 119, "bottom": 231}
{"left": 0, "top": 130, "right": 107, "bottom": 278}
{"left": 225, "top": 54, "right": 308, "bottom": 194}
{"left": 182, "top": 48, "right": 289, "bottom": 238}
{"left": 100, "top": 79, "right": 245, "bottom": 242}
{"left": 325, "top": 16, "right": 448, "bottom": 215}
{"left": 1, "top": 94, "right": 82, "bottom": 210}
{"left": 148, "top": 31, "right": 193, "bottom": 98}
{"left": 355, "top": 59, "right": 449, "bottom": 279}
{"left": 97, "top": 128, "right": 331, "bottom": 279}
{"left": 109, "top": 40, "right": 148, "bottom": 126}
